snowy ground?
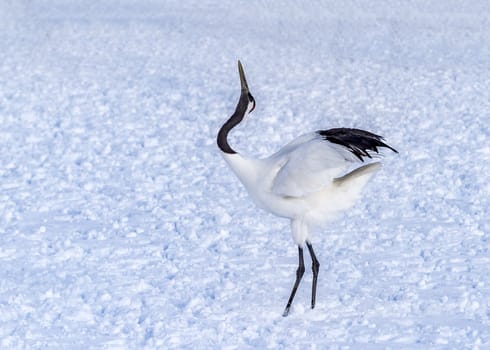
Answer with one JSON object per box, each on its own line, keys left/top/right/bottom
{"left": 1, "top": 0, "right": 489, "bottom": 348}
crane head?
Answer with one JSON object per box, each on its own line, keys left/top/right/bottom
{"left": 238, "top": 60, "right": 256, "bottom": 114}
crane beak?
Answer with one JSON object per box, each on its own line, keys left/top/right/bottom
{"left": 238, "top": 60, "right": 249, "bottom": 93}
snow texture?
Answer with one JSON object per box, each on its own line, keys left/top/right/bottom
{"left": 1, "top": 0, "right": 489, "bottom": 348}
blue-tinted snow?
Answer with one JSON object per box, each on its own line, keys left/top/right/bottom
{"left": 0, "top": 1, "right": 489, "bottom": 348}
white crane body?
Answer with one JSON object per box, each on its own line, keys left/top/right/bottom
{"left": 221, "top": 140, "right": 381, "bottom": 244}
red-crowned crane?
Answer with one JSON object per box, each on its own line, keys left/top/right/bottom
{"left": 217, "top": 61, "right": 397, "bottom": 316}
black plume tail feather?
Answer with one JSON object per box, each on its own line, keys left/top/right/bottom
{"left": 317, "top": 128, "right": 398, "bottom": 161}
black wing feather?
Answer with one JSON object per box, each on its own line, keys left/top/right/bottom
{"left": 317, "top": 128, "right": 398, "bottom": 161}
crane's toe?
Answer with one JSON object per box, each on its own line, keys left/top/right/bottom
{"left": 282, "top": 307, "right": 291, "bottom": 317}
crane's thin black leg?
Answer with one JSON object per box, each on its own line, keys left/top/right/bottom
{"left": 306, "top": 242, "right": 320, "bottom": 309}
{"left": 283, "top": 246, "right": 305, "bottom": 317}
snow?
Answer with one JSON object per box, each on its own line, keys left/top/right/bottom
{"left": 1, "top": 0, "right": 489, "bottom": 348}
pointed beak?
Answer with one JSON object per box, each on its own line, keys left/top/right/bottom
{"left": 238, "top": 60, "right": 249, "bottom": 93}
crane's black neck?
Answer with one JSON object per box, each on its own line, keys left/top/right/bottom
{"left": 217, "top": 91, "right": 250, "bottom": 154}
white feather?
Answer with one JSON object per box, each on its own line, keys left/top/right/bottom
{"left": 270, "top": 132, "right": 354, "bottom": 198}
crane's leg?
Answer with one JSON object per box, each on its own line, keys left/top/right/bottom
{"left": 282, "top": 246, "right": 305, "bottom": 317}
{"left": 306, "top": 242, "right": 320, "bottom": 309}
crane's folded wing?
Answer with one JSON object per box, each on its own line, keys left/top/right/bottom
{"left": 269, "top": 135, "right": 358, "bottom": 198}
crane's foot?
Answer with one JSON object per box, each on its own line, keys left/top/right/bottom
{"left": 282, "top": 307, "right": 291, "bottom": 317}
